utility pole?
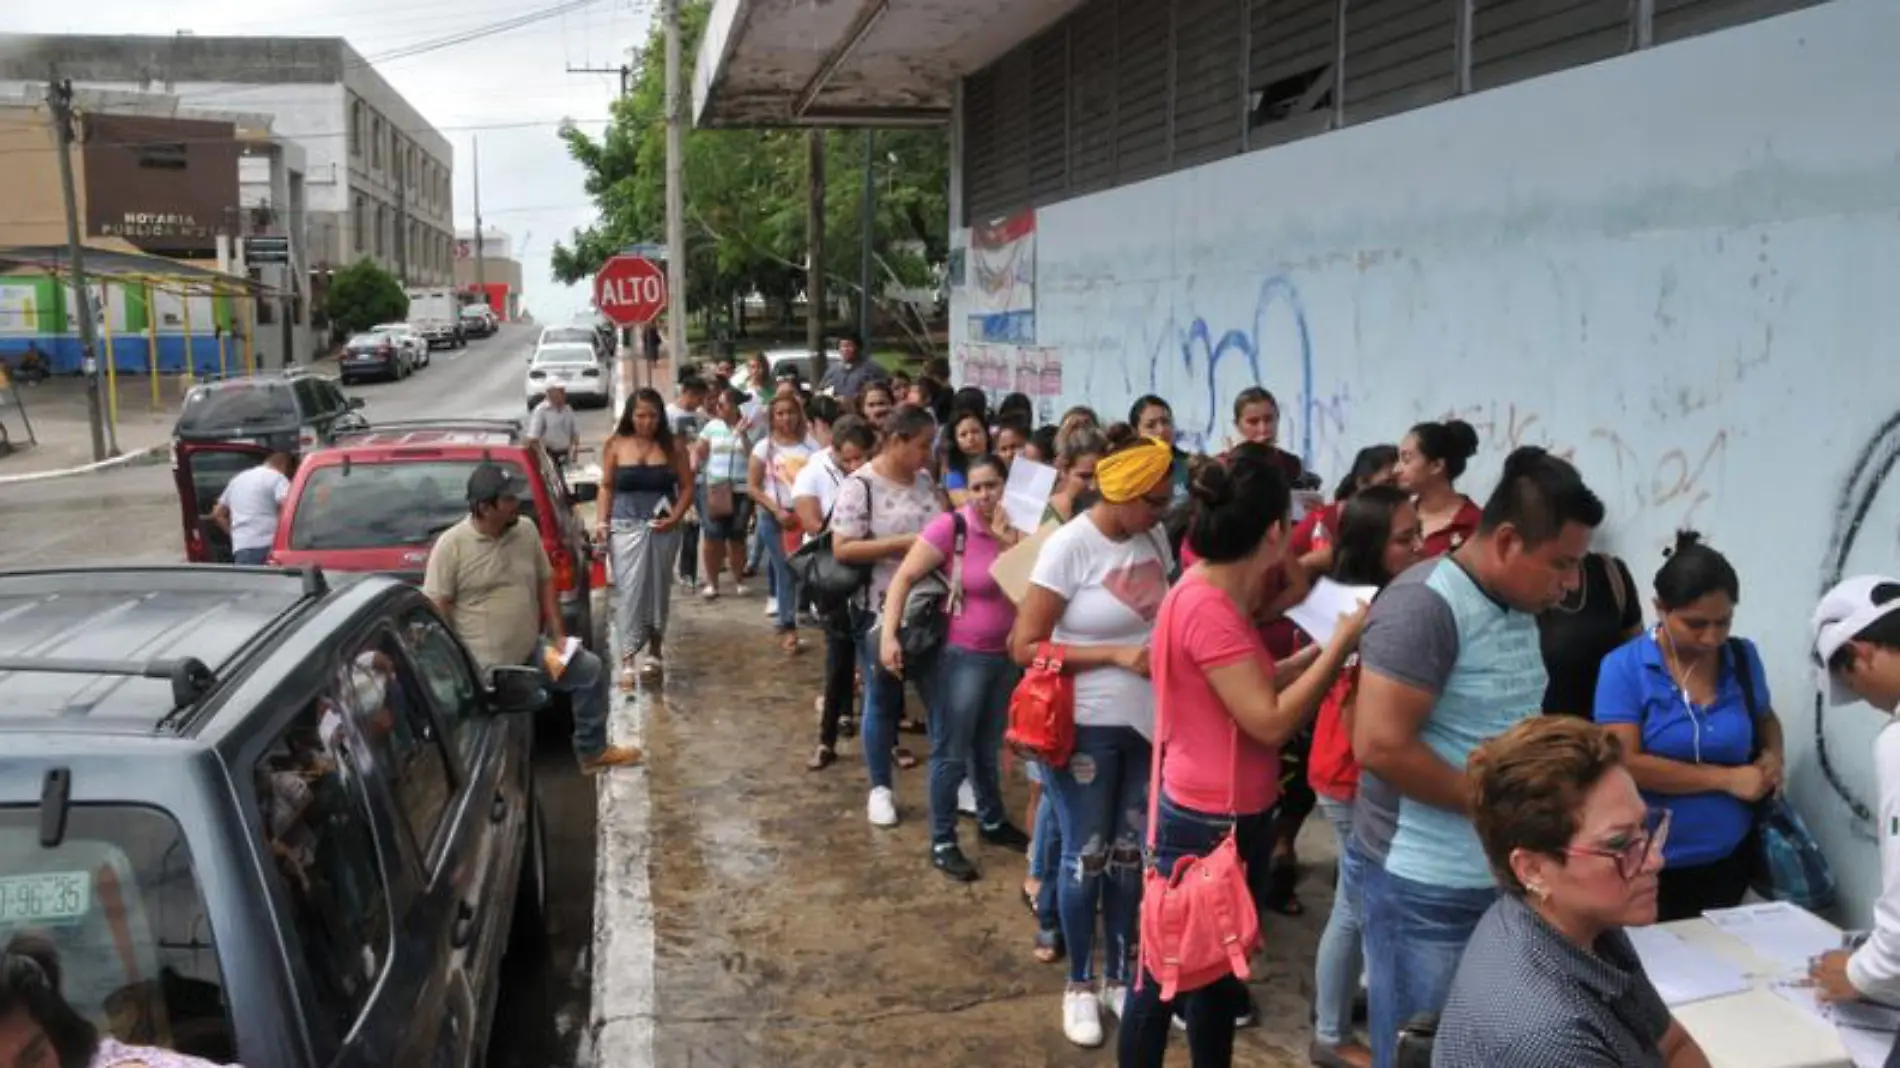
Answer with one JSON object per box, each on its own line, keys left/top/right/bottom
{"left": 47, "top": 78, "right": 108, "bottom": 462}
{"left": 472, "top": 136, "right": 485, "bottom": 290}
{"left": 858, "top": 129, "right": 874, "bottom": 341}
{"left": 805, "top": 129, "right": 826, "bottom": 374}
{"left": 664, "top": 0, "right": 687, "bottom": 369}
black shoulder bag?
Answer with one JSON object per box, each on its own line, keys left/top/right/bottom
{"left": 792, "top": 468, "right": 873, "bottom": 613}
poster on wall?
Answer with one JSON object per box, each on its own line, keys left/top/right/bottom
{"left": 967, "top": 210, "right": 1035, "bottom": 344}
{"left": 954, "top": 343, "right": 1063, "bottom": 425}
{"left": 0, "top": 285, "right": 37, "bottom": 334}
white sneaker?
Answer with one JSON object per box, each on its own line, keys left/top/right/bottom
{"left": 957, "top": 780, "right": 978, "bottom": 817}
{"left": 764, "top": 597, "right": 779, "bottom": 617}
{"left": 1098, "top": 982, "right": 1127, "bottom": 1021}
{"left": 867, "top": 786, "right": 898, "bottom": 827}
{"left": 1062, "top": 989, "right": 1103, "bottom": 1047}
{"left": 734, "top": 583, "right": 752, "bottom": 597}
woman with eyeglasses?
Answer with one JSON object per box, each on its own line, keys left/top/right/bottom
{"left": 1432, "top": 716, "right": 1710, "bottom": 1068}
{"left": 1592, "top": 531, "right": 1783, "bottom": 921}
{"left": 0, "top": 933, "right": 240, "bottom": 1067}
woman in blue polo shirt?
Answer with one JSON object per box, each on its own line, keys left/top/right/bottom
{"left": 1594, "top": 531, "right": 1785, "bottom": 921}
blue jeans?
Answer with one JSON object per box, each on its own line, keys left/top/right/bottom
{"left": 926, "top": 645, "right": 1016, "bottom": 844}
{"left": 532, "top": 640, "right": 610, "bottom": 760}
{"left": 855, "top": 621, "right": 931, "bottom": 790}
{"left": 232, "top": 546, "right": 270, "bottom": 565}
{"left": 755, "top": 509, "right": 798, "bottom": 631}
{"left": 1045, "top": 724, "right": 1150, "bottom": 985}
{"left": 1312, "top": 798, "right": 1364, "bottom": 1047}
{"left": 1117, "top": 793, "right": 1272, "bottom": 1067}
{"left": 1358, "top": 848, "right": 1496, "bottom": 1068}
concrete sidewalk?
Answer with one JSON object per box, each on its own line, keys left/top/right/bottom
{"left": 0, "top": 374, "right": 183, "bottom": 478}
{"left": 589, "top": 593, "right": 1335, "bottom": 1067}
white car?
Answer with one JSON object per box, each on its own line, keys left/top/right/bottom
{"left": 374, "top": 323, "right": 431, "bottom": 368}
{"left": 525, "top": 343, "right": 610, "bottom": 410}
{"left": 734, "top": 348, "right": 842, "bottom": 394}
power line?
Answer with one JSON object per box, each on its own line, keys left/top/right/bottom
{"left": 0, "top": 115, "right": 611, "bottom": 158}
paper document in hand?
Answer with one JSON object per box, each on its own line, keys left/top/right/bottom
{"left": 1705, "top": 902, "right": 1842, "bottom": 970}
{"left": 1002, "top": 458, "right": 1059, "bottom": 534}
{"left": 1626, "top": 925, "right": 1751, "bottom": 1006}
{"left": 1285, "top": 577, "right": 1376, "bottom": 649}
{"left": 542, "top": 636, "right": 583, "bottom": 681}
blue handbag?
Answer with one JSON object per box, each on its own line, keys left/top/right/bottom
{"left": 1732, "top": 638, "right": 1838, "bottom": 912}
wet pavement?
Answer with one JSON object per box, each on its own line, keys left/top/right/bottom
{"left": 622, "top": 593, "right": 1340, "bottom": 1067}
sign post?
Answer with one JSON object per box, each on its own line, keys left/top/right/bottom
{"left": 593, "top": 255, "right": 667, "bottom": 327}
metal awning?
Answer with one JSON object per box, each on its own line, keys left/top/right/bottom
{"left": 693, "top": 0, "right": 1085, "bottom": 128}
{"left": 0, "top": 242, "right": 277, "bottom": 296}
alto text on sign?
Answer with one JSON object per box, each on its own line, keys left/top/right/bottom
{"left": 594, "top": 255, "right": 667, "bottom": 326}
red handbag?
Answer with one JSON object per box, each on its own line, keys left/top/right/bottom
{"left": 1004, "top": 642, "right": 1075, "bottom": 769}
{"left": 1137, "top": 597, "right": 1262, "bottom": 1000}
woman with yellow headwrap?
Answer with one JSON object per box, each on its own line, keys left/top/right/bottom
{"left": 1008, "top": 424, "right": 1178, "bottom": 1048}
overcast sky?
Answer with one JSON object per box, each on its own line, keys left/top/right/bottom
{"left": 18, "top": 0, "right": 647, "bottom": 323}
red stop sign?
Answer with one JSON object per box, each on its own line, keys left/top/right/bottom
{"left": 594, "top": 255, "right": 667, "bottom": 326}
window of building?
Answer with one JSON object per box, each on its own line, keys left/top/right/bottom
{"left": 352, "top": 195, "right": 366, "bottom": 257}
{"left": 374, "top": 204, "right": 386, "bottom": 257}
{"left": 347, "top": 630, "right": 456, "bottom": 855}
{"left": 350, "top": 99, "right": 363, "bottom": 157}
{"left": 371, "top": 117, "right": 383, "bottom": 169}
{"left": 137, "top": 141, "right": 189, "bottom": 171}
{"left": 253, "top": 683, "right": 391, "bottom": 1046}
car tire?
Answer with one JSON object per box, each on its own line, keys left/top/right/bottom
{"left": 506, "top": 785, "right": 549, "bottom": 960}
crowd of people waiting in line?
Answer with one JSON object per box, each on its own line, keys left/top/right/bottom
{"left": 576, "top": 336, "right": 1900, "bottom": 1068}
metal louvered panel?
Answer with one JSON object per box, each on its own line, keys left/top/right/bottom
{"left": 1250, "top": 0, "right": 1339, "bottom": 87}
{"left": 1343, "top": 0, "right": 1457, "bottom": 122}
{"left": 962, "top": 67, "right": 1001, "bottom": 222}
{"left": 1068, "top": 0, "right": 1118, "bottom": 195}
{"left": 1653, "top": 0, "right": 1826, "bottom": 43}
{"left": 1172, "top": 0, "right": 1244, "bottom": 168}
{"left": 987, "top": 46, "right": 1035, "bottom": 218}
{"left": 1472, "top": 0, "right": 1630, "bottom": 90}
{"left": 1029, "top": 28, "right": 1071, "bottom": 206}
{"left": 1116, "top": 0, "right": 1172, "bottom": 183}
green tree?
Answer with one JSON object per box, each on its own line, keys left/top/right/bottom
{"left": 325, "top": 258, "right": 408, "bottom": 336}
{"left": 551, "top": 0, "right": 948, "bottom": 340}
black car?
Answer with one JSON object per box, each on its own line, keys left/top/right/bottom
{"left": 0, "top": 565, "right": 548, "bottom": 1067}
{"left": 171, "top": 370, "right": 368, "bottom": 563}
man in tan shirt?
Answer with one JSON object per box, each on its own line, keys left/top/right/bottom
{"left": 425, "top": 462, "right": 639, "bottom": 773}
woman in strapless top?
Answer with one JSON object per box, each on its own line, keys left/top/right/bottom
{"left": 596, "top": 388, "right": 695, "bottom": 688}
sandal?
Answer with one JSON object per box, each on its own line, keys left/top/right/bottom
{"left": 618, "top": 657, "right": 637, "bottom": 693}
{"left": 780, "top": 632, "right": 801, "bottom": 655}
{"left": 807, "top": 744, "right": 835, "bottom": 771}
{"left": 839, "top": 715, "right": 858, "bottom": 739}
{"left": 893, "top": 746, "right": 919, "bottom": 770}
{"left": 897, "top": 716, "right": 927, "bottom": 735}
{"left": 1032, "top": 927, "right": 1065, "bottom": 964}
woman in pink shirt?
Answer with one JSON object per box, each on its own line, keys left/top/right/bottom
{"left": 1117, "top": 451, "right": 1366, "bottom": 1067}
{"left": 882, "top": 454, "right": 1032, "bottom": 880}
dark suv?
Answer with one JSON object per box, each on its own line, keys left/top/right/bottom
{"left": 0, "top": 565, "right": 548, "bottom": 1067}
{"left": 172, "top": 370, "right": 368, "bottom": 563}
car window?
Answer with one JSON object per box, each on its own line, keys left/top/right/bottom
{"left": 321, "top": 379, "right": 350, "bottom": 414}
{"left": 287, "top": 459, "right": 540, "bottom": 551}
{"left": 401, "top": 609, "right": 480, "bottom": 758}
{"left": 292, "top": 379, "right": 326, "bottom": 420}
{"left": 347, "top": 631, "right": 456, "bottom": 856}
{"left": 177, "top": 380, "right": 299, "bottom": 434}
{"left": 0, "top": 804, "right": 235, "bottom": 1062}
{"left": 252, "top": 684, "right": 390, "bottom": 1046}
{"left": 539, "top": 328, "right": 593, "bottom": 346}
{"left": 531, "top": 347, "right": 596, "bottom": 366}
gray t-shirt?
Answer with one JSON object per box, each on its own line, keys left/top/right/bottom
{"left": 1432, "top": 894, "right": 1670, "bottom": 1067}
{"left": 820, "top": 356, "right": 889, "bottom": 399}
{"left": 527, "top": 403, "right": 579, "bottom": 453}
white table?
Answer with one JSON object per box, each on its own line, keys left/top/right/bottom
{"left": 1663, "top": 916, "right": 1857, "bottom": 1068}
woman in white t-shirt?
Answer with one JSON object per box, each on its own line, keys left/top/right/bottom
{"left": 1011, "top": 427, "right": 1178, "bottom": 1049}
{"left": 693, "top": 387, "right": 754, "bottom": 599}
{"left": 747, "top": 393, "right": 818, "bottom": 652}
{"left": 831, "top": 405, "right": 943, "bottom": 825}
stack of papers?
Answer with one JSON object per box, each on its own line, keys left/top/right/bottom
{"left": 1285, "top": 578, "right": 1376, "bottom": 649}
{"left": 1002, "top": 459, "right": 1058, "bottom": 534}
{"left": 1627, "top": 925, "right": 1752, "bottom": 1006}
{"left": 1704, "top": 902, "right": 1843, "bottom": 970}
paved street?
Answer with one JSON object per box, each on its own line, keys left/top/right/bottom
{"left": 0, "top": 323, "right": 604, "bottom": 1068}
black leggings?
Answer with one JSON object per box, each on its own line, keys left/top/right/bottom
{"left": 817, "top": 609, "right": 858, "bottom": 750}
{"left": 1656, "top": 840, "right": 1752, "bottom": 922}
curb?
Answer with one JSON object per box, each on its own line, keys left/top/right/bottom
{"left": 587, "top": 358, "right": 654, "bottom": 1068}
{"left": 0, "top": 442, "right": 167, "bottom": 486}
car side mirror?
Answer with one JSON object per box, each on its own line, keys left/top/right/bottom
{"left": 484, "top": 665, "right": 549, "bottom": 715}
{"left": 348, "top": 396, "right": 367, "bottom": 410}
{"left": 568, "top": 481, "right": 599, "bottom": 504}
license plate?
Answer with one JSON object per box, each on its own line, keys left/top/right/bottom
{"left": 0, "top": 871, "right": 90, "bottom": 925}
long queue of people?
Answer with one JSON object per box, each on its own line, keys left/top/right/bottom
{"left": 585, "top": 340, "right": 1900, "bottom": 1068}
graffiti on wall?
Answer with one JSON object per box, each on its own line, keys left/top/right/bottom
{"left": 967, "top": 210, "right": 1036, "bottom": 344}
{"left": 954, "top": 343, "right": 1064, "bottom": 425}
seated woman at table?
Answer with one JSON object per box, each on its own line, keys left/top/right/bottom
{"left": 1593, "top": 531, "right": 1783, "bottom": 921}
{"left": 1432, "top": 716, "right": 1711, "bottom": 1068}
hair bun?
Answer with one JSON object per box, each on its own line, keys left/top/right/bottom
{"left": 1189, "top": 461, "right": 1235, "bottom": 509}
{"left": 1444, "top": 419, "right": 1480, "bottom": 460}
{"left": 1665, "top": 529, "right": 1704, "bottom": 560}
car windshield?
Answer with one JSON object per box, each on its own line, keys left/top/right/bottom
{"left": 345, "top": 333, "right": 389, "bottom": 348}
{"left": 532, "top": 348, "right": 595, "bottom": 366}
{"left": 176, "top": 381, "right": 298, "bottom": 434}
{"left": 288, "top": 459, "right": 541, "bottom": 551}
{"left": 0, "top": 804, "right": 234, "bottom": 1061}
{"left": 540, "top": 328, "right": 593, "bottom": 345}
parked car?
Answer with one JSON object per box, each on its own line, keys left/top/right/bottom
{"left": 374, "top": 322, "right": 432, "bottom": 369}
{"left": 524, "top": 344, "right": 609, "bottom": 411}
{"left": 171, "top": 369, "right": 367, "bottom": 563}
{"left": 735, "top": 348, "right": 842, "bottom": 394}
{"left": 341, "top": 331, "right": 415, "bottom": 384}
{"left": 268, "top": 420, "right": 602, "bottom": 653}
{"left": 531, "top": 325, "right": 599, "bottom": 362}
{"left": 459, "top": 304, "right": 497, "bottom": 339}
{"left": 0, "top": 564, "right": 548, "bottom": 1067}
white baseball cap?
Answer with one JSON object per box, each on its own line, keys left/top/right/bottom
{"left": 1812, "top": 575, "right": 1900, "bottom": 705}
